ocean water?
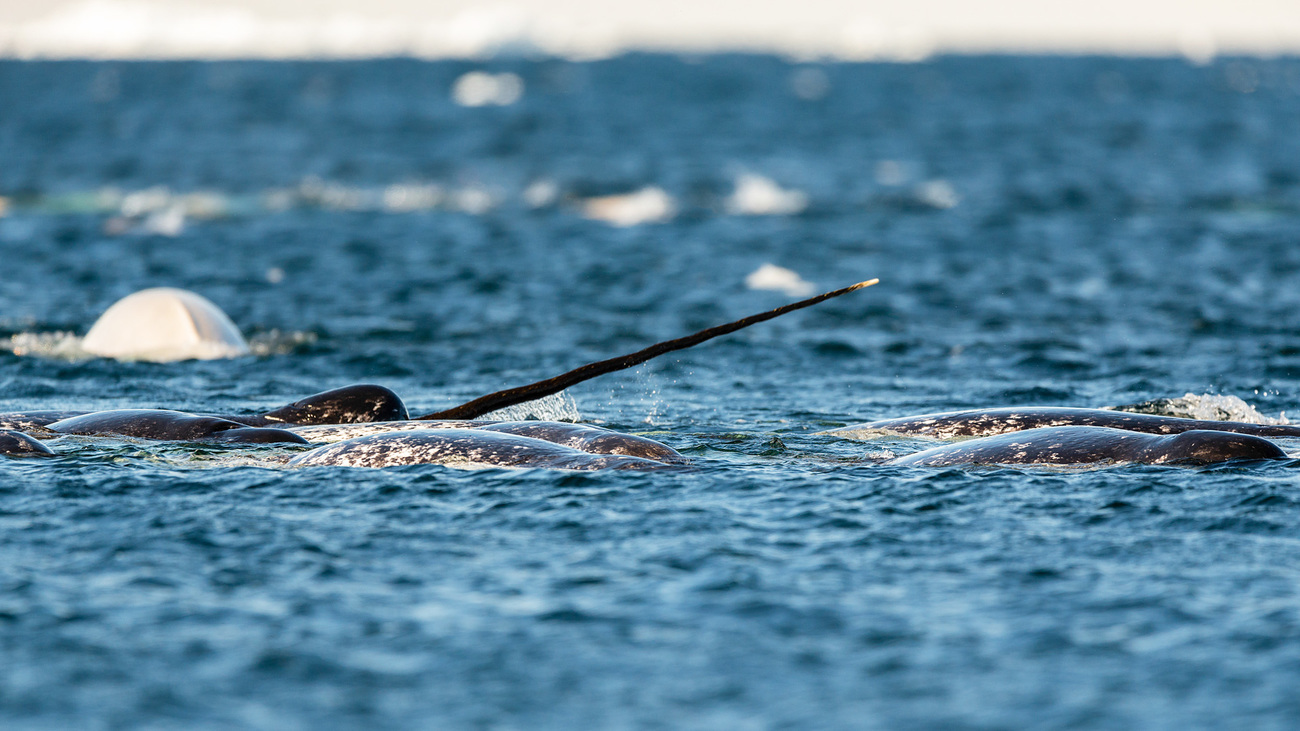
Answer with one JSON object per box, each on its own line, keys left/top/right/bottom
{"left": 2, "top": 55, "right": 1300, "bottom": 729}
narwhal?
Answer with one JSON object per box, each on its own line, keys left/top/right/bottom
{"left": 4, "top": 280, "right": 1293, "bottom": 468}
{"left": 4, "top": 281, "right": 877, "bottom": 469}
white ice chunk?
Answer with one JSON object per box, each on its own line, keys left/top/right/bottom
{"left": 82, "top": 287, "right": 250, "bottom": 361}
{"left": 582, "top": 187, "right": 676, "bottom": 226}
{"left": 745, "top": 264, "right": 815, "bottom": 297}
{"left": 451, "top": 71, "right": 524, "bottom": 107}
{"left": 727, "top": 174, "right": 808, "bottom": 216}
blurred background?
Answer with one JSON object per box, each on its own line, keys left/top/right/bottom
{"left": 4, "top": 5, "right": 1300, "bottom": 730}
{"left": 3, "top": 0, "right": 1300, "bottom": 61}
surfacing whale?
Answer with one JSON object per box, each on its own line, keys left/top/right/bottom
{"left": 288, "top": 429, "right": 677, "bottom": 470}
{"left": 474, "top": 422, "right": 687, "bottom": 463}
{"left": 48, "top": 410, "right": 308, "bottom": 444}
{"left": 283, "top": 420, "right": 686, "bottom": 469}
{"left": 223, "top": 384, "right": 409, "bottom": 426}
{"left": 0, "top": 430, "right": 56, "bottom": 458}
{"left": 0, "top": 385, "right": 408, "bottom": 432}
{"left": 827, "top": 407, "right": 1300, "bottom": 440}
{"left": 886, "top": 425, "right": 1290, "bottom": 467}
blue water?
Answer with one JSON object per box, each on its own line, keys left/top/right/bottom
{"left": 2, "top": 55, "right": 1300, "bottom": 729}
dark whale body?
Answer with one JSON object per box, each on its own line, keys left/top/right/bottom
{"left": 0, "top": 430, "right": 56, "bottom": 458}
{"left": 223, "top": 384, "right": 409, "bottom": 426}
{"left": 0, "top": 385, "right": 409, "bottom": 432}
{"left": 888, "top": 426, "right": 1289, "bottom": 467}
{"left": 832, "top": 407, "right": 1300, "bottom": 440}
{"left": 289, "top": 429, "right": 678, "bottom": 470}
{"left": 0, "top": 411, "right": 90, "bottom": 431}
{"left": 48, "top": 410, "right": 308, "bottom": 444}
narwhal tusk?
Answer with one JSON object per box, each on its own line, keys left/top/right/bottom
{"left": 416, "top": 279, "right": 879, "bottom": 421}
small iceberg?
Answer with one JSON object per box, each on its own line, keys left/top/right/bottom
{"left": 81, "top": 287, "right": 250, "bottom": 362}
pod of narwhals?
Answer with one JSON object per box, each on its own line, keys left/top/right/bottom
{"left": 1, "top": 288, "right": 1297, "bottom": 469}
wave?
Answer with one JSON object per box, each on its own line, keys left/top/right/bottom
{"left": 7, "top": 328, "right": 317, "bottom": 360}
{"left": 1108, "top": 393, "right": 1290, "bottom": 425}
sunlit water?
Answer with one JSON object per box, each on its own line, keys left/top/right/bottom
{"left": 2, "top": 56, "right": 1300, "bottom": 729}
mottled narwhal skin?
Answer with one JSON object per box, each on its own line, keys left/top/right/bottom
{"left": 286, "top": 419, "right": 688, "bottom": 462}
{"left": 888, "top": 426, "right": 1289, "bottom": 467}
{"left": 0, "top": 411, "right": 90, "bottom": 431}
{"left": 830, "top": 407, "right": 1300, "bottom": 440}
{"left": 476, "top": 422, "right": 688, "bottom": 463}
{"left": 288, "top": 429, "right": 678, "bottom": 470}
{"left": 0, "top": 430, "right": 56, "bottom": 458}
{"left": 48, "top": 410, "right": 309, "bottom": 444}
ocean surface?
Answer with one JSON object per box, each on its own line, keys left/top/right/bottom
{"left": 2, "top": 55, "right": 1300, "bottom": 729}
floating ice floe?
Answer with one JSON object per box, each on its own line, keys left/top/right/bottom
{"left": 523, "top": 179, "right": 559, "bottom": 208}
{"left": 451, "top": 71, "right": 524, "bottom": 107}
{"left": 81, "top": 287, "right": 250, "bottom": 362}
{"left": 582, "top": 187, "right": 676, "bottom": 226}
{"left": 449, "top": 186, "right": 496, "bottom": 215}
{"left": 745, "top": 264, "right": 815, "bottom": 297}
{"left": 262, "top": 178, "right": 489, "bottom": 214}
{"left": 98, "top": 186, "right": 236, "bottom": 236}
{"left": 726, "top": 174, "right": 808, "bottom": 216}
{"left": 915, "top": 179, "right": 960, "bottom": 209}
{"left": 381, "top": 183, "right": 443, "bottom": 212}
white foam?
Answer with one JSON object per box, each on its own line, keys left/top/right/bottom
{"left": 246, "top": 329, "right": 318, "bottom": 357}
{"left": 478, "top": 390, "right": 580, "bottom": 423}
{"left": 1112, "top": 393, "right": 1291, "bottom": 425}
{"left": 6, "top": 331, "right": 88, "bottom": 360}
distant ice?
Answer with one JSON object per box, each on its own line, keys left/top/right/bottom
{"left": 745, "top": 264, "right": 815, "bottom": 297}
{"left": 4, "top": 0, "right": 1299, "bottom": 60}
{"left": 582, "top": 187, "right": 676, "bottom": 227}
{"left": 451, "top": 71, "right": 524, "bottom": 107}
{"left": 727, "top": 174, "right": 808, "bottom": 216}
{"left": 523, "top": 180, "right": 559, "bottom": 209}
{"left": 915, "top": 179, "right": 959, "bottom": 209}
{"left": 382, "top": 183, "right": 443, "bottom": 212}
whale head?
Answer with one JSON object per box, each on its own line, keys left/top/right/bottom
{"left": 1156, "top": 430, "right": 1287, "bottom": 465}
{"left": 253, "top": 384, "right": 409, "bottom": 426}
